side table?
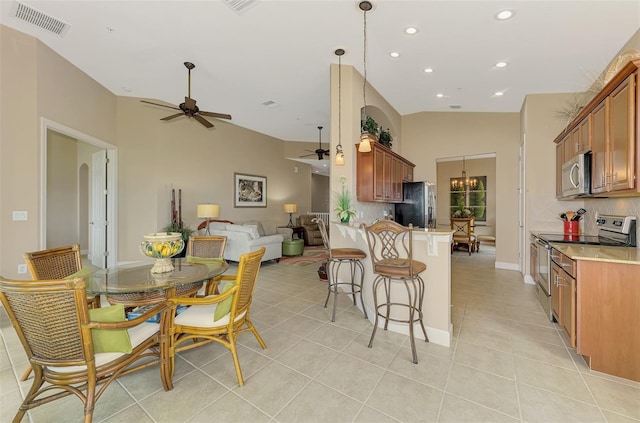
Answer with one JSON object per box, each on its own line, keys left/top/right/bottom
{"left": 280, "top": 226, "right": 304, "bottom": 240}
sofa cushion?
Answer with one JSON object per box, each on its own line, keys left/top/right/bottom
{"left": 208, "top": 221, "right": 228, "bottom": 232}
{"left": 261, "top": 221, "right": 278, "bottom": 236}
{"left": 243, "top": 221, "right": 266, "bottom": 236}
{"left": 225, "top": 224, "right": 260, "bottom": 239}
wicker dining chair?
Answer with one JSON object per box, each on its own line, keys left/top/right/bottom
{"left": 164, "top": 247, "right": 266, "bottom": 388}
{"left": 186, "top": 235, "right": 228, "bottom": 296}
{"left": 0, "top": 276, "right": 170, "bottom": 423}
{"left": 450, "top": 218, "right": 477, "bottom": 255}
{"left": 21, "top": 244, "right": 100, "bottom": 382}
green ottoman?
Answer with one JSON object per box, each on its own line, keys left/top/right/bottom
{"left": 282, "top": 239, "right": 304, "bottom": 256}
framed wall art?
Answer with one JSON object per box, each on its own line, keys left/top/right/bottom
{"left": 234, "top": 173, "right": 267, "bottom": 207}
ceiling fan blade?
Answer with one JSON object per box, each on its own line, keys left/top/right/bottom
{"left": 140, "top": 100, "right": 180, "bottom": 111}
{"left": 193, "top": 114, "right": 214, "bottom": 128}
{"left": 161, "top": 113, "right": 184, "bottom": 121}
{"left": 199, "top": 111, "right": 232, "bottom": 120}
{"left": 299, "top": 153, "right": 317, "bottom": 158}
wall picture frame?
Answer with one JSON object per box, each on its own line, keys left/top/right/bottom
{"left": 234, "top": 173, "right": 267, "bottom": 207}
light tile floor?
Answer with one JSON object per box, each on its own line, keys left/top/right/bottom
{"left": 1, "top": 247, "right": 639, "bottom": 422}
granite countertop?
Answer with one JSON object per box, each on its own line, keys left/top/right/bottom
{"left": 550, "top": 243, "right": 640, "bottom": 265}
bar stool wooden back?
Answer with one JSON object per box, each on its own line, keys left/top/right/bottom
{"left": 362, "top": 220, "right": 428, "bottom": 364}
{"left": 314, "top": 218, "right": 368, "bottom": 322}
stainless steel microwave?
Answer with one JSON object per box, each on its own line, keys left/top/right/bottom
{"left": 561, "top": 153, "right": 591, "bottom": 197}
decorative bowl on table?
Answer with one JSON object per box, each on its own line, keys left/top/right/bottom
{"left": 140, "top": 232, "right": 185, "bottom": 273}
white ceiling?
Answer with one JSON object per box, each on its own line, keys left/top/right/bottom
{"left": 2, "top": 0, "right": 639, "bottom": 175}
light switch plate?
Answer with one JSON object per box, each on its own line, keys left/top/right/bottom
{"left": 12, "top": 211, "right": 27, "bottom": 221}
{"left": 18, "top": 264, "right": 27, "bottom": 274}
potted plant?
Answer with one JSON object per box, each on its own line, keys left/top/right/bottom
{"left": 334, "top": 176, "right": 356, "bottom": 223}
{"left": 361, "top": 116, "right": 380, "bottom": 140}
{"left": 379, "top": 128, "right": 393, "bottom": 149}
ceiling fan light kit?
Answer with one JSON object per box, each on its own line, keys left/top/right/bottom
{"left": 140, "top": 61, "right": 232, "bottom": 129}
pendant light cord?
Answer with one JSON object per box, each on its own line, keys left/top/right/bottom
{"left": 338, "top": 53, "right": 342, "bottom": 149}
{"left": 362, "top": 7, "right": 368, "bottom": 123}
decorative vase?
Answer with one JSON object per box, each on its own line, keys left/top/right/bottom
{"left": 340, "top": 216, "right": 350, "bottom": 223}
{"left": 140, "top": 232, "right": 184, "bottom": 273}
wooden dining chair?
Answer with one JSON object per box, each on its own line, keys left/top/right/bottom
{"left": 186, "top": 235, "right": 228, "bottom": 296}
{"left": 21, "top": 244, "right": 100, "bottom": 381}
{"left": 450, "top": 218, "right": 477, "bottom": 255}
{"left": 0, "top": 276, "right": 170, "bottom": 423}
{"left": 164, "top": 247, "right": 266, "bottom": 388}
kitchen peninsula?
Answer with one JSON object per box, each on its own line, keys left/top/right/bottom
{"left": 331, "top": 222, "right": 454, "bottom": 347}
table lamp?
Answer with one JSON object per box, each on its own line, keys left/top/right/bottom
{"left": 284, "top": 203, "right": 297, "bottom": 228}
{"left": 197, "top": 204, "right": 220, "bottom": 235}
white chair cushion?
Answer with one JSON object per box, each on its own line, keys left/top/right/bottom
{"left": 49, "top": 322, "right": 159, "bottom": 373}
{"left": 174, "top": 302, "right": 247, "bottom": 328}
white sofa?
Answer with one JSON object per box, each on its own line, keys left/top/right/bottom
{"left": 199, "top": 221, "right": 292, "bottom": 262}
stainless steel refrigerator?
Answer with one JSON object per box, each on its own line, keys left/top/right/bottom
{"left": 394, "top": 181, "right": 436, "bottom": 229}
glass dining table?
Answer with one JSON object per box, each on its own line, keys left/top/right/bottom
{"left": 84, "top": 258, "right": 229, "bottom": 306}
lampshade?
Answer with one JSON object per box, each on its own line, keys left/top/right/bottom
{"left": 358, "top": 133, "right": 372, "bottom": 153}
{"left": 284, "top": 203, "right": 298, "bottom": 213}
{"left": 335, "top": 151, "right": 344, "bottom": 165}
{"left": 197, "top": 204, "right": 219, "bottom": 218}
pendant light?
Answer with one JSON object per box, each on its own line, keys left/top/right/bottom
{"left": 451, "top": 156, "right": 478, "bottom": 190}
{"left": 335, "top": 48, "right": 345, "bottom": 166}
{"left": 358, "top": 1, "right": 373, "bottom": 153}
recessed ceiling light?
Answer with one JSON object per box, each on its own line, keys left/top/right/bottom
{"left": 389, "top": 52, "right": 400, "bottom": 58}
{"left": 323, "top": 164, "right": 327, "bottom": 167}
{"left": 495, "top": 10, "right": 514, "bottom": 20}
{"left": 436, "top": 93, "right": 444, "bottom": 98}
{"left": 106, "top": 26, "right": 115, "bottom": 33}
{"left": 121, "top": 87, "right": 132, "bottom": 93}
{"left": 405, "top": 27, "right": 418, "bottom": 35}
{"left": 494, "top": 91, "right": 504, "bottom": 96}
{"left": 495, "top": 61, "right": 508, "bottom": 68}
{"left": 424, "top": 68, "right": 433, "bottom": 73}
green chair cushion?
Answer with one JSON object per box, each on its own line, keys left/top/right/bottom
{"left": 213, "top": 281, "right": 235, "bottom": 322}
{"left": 187, "top": 255, "right": 225, "bottom": 271}
{"left": 88, "top": 304, "right": 132, "bottom": 354}
{"left": 65, "top": 264, "right": 100, "bottom": 279}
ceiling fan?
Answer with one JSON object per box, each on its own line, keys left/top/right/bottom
{"left": 140, "top": 62, "right": 231, "bottom": 128}
{"left": 300, "top": 126, "right": 330, "bottom": 160}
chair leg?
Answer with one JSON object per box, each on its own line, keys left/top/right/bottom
{"left": 246, "top": 318, "right": 267, "bottom": 349}
{"left": 356, "top": 260, "right": 367, "bottom": 320}
{"left": 368, "top": 276, "right": 383, "bottom": 348}
{"left": 229, "top": 343, "right": 244, "bottom": 387}
{"left": 19, "top": 365, "right": 32, "bottom": 381}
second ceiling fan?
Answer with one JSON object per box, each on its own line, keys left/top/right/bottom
{"left": 141, "top": 61, "right": 231, "bottom": 128}
{"left": 300, "top": 126, "right": 330, "bottom": 160}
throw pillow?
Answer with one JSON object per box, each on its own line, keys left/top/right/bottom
{"left": 88, "top": 304, "right": 132, "bottom": 354}
{"left": 242, "top": 224, "right": 261, "bottom": 239}
{"left": 65, "top": 264, "right": 100, "bottom": 279}
{"left": 244, "top": 221, "right": 266, "bottom": 237}
{"left": 213, "top": 281, "right": 236, "bottom": 322}
{"left": 225, "top": 224, "right": 260, "bottom": 239}
{"left": 186, "top": 255, "right": 225, "bottom": 271}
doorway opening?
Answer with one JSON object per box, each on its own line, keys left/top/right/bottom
{"left": 41, "top": 119, "right": 118, "bottom": 268}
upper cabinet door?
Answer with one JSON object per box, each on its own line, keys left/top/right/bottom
{"left": 609, "top": 74, "right": 636, "bottom": 192}
{"left": 591, "top": 99, "right": 608, "bottom": 194}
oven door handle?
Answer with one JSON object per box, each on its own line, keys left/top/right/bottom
{"left": 535, "top": 239, "right": 551, "bottom": 249}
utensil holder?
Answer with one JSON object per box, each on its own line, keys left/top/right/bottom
{"left": 563, "top": 221, "right": 579, "bottom": 234}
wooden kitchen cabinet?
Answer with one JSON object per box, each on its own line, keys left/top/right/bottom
{"left": 403, "top": 162, "right": 414, "bottom": 182}
{"left": 577, "top": 260, "right": 639, "bottom": 382}
{"left": 591, "top": 74, "right": 636, "bottom": 194}
{"left": 554, "top": 61, "right": 639, "bottom": 198}
{"left": 551, "top": 249, "right": 576, "bottom": 347}
{"left": 356, "top": 142, "right": 415, "bottom": 203}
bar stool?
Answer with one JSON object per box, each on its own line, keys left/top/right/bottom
{"left": 362, "top": 220, "right": 428, "bottom": 364}
{"left": 314, "top": 218, "right": 368, "bottom": 322}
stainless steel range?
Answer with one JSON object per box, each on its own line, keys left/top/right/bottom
{"left": 531, "top": 214, "right": 637, "bottom": 321}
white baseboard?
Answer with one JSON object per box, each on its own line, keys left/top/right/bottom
{"left": 495, "top": 261, "right": 519, "bottom": 271}
{"left": 523, "top": 274, "right": 536, "bottom": 285}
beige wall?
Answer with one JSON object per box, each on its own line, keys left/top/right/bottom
{"left": 400, "top": 112, "right": 520, "bottom": 267}
{"left": 47, "top": 131, "right": 78, "bottom": 247}
{"left": 311, "top": 174, "right": 329, "bottom": 212}
{"left": 1, "top": 25, "right": 117, "bottom": 278}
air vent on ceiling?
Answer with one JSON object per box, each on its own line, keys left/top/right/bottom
{"left": 222, "top": 0, "right": 259, "bottom": 15}
{"left": 10, "top": 1, "right": 70, "bottom": 37}
{"left": 449, "top": 105, "right": 462, "bottom": 109}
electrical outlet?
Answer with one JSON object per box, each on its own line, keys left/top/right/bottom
{"left": 18, "top": 264, "right": 27, "bottom": 274}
